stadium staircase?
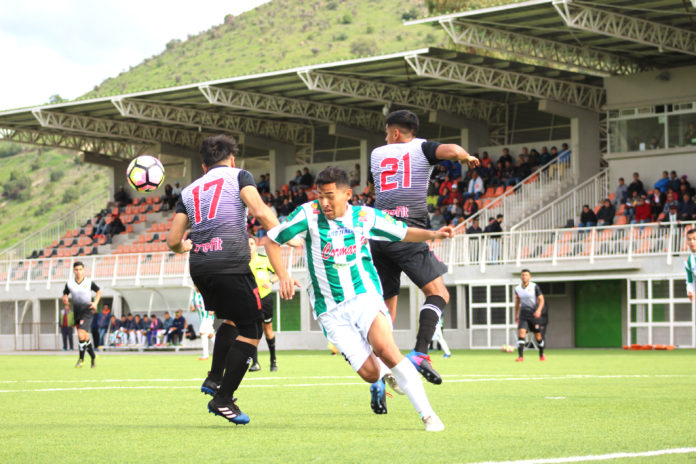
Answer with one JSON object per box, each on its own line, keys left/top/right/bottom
{"left": 455, "top": 154, "right": 575, "bottom": 233}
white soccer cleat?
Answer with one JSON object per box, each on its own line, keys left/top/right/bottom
{"left": 383, "top": 373, "right": 405, "bottom": 395}
{"left": 422, "top": 415, "right": 445, "bottom": 432}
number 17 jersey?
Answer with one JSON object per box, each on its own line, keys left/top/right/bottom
{"left": 176, "top": 165, "right": 256, "bottom": 277}
{"left": 369, "top": 138, "right": 440, "bottom": 228}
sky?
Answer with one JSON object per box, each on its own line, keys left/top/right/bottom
{"left": 0, "top": 0, "right": 271, "bottom": 110}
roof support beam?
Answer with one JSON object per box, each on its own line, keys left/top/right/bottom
{"left": 199, "top": 84, "right": 384, "bottom": 131}
{"left": 112, "top": 98, "right": 312, "bottom": 147}
{"left": 553, "top": 0, "right": 696, "bottom": 56}
{"left": 0, "top": 127, "right": 147, "bottom": 159}
{"left": 296, "top": 70, "right": 504, "bottom": 123}
{"left": 404, "top": 54, "right": 604, "bottom": 110}
{"left": 31, "top": 109, "right": 205, "bottom": 150}
{"left": 439, "top": 19, "right": 644, "bottom": 76}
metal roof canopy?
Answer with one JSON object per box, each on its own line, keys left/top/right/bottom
{"left": 406, "top": 0, "right": 696, "bottom": 76}
{"left": 0, "top": 46, "right": 602, "bottom": 160}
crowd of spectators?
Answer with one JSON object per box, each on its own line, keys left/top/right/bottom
{"left": 103, "top": 309, "right": 192, "bottom": 348}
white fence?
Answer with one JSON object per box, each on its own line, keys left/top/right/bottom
{"left": 512, "top": 168, "right": 610, "bottom": 231}
{"left": 0, "top": 191, "right": 110, "bottom": 261}
{"left": 456, "top": 154, "right": 574, "bottom": 232}
{"left": 1, "top": 222, "right": 693, "bottom": 290}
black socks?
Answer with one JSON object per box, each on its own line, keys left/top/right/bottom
{"left": 218, "top": 340, "right": 257, "bottom": 401}
{"left": 210, "top": 323, "right": 238, "bottom": 380}
{"left": 414, "top": 295, "right": 446, "bottom": 354}
{"left": 517, "top": 337, "right": 525, "bottom": 358}
{"left": 267, "top": 336, "right": 276, "bottom": 362}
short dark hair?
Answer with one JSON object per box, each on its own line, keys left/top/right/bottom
{"left": 521, "top": 269, "right": 531, "bottom": 275}
{"left": 199, "top": 135, "right": 239, "bottom": 167}
{"left": 316, "top": 166, "right": 350, "bottom": 188}
{"left": 385, "top": 110, "right": 419, "bottom": 134}
{"left": 496, "top": 214, "right": 503, "bottom": 219}
{"left": 73, "top": 261, "right": 84, "bottom": 268}
{"left": 687, "top": 228, "right": 696, "bottom": 237}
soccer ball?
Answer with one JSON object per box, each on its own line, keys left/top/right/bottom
{"left": 501, "top": 344, "right": 514, "bottom": 353}
{"left": 126, "top": 155, "right": 165, "bottom": 192}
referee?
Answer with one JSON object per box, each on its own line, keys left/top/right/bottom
{"left": 513, "top": 269, "right": 547, "bottom": 362}
{"left": 62, "top": 261, "right": 101, "bottom": 368}
{"left": 167, "top": 134, "right": 298, "bottom": 425}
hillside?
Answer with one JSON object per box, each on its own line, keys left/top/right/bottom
{"left": 85, "top": 0, "right": 515, "bottom": 99}
{"left": 0, "top": 146, "right": 110, "bottom": 253}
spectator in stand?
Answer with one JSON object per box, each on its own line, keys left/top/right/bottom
{"left": 171, "top": 182, "right": 182, "bottom": 201}
{"left": 679, "top": 193, "right": 696, "bottom": 221}
{"left": 104, "top": 214, "right": 125, "bottom": 244}
{"left": 171, "top": 309, "right": 186, "bottom": 346}
{"left": 429, "top": 206, "right": 446, "bottom": 230}
{"left": 667, "top": 171, "right": 681, "bottom": 193}
{"left": 162, "top": 312, "right": 174, "bottom": 344}
{"left": 628, "top": 172, "right": 646, "bottom": 198}
{"left": 141, "top": 315, "right": 150, "bottom": 345}
{"left": 662, "top": 204, "right": 679, "bottom": 224}
{"left": 632, "top": 197, "right": 653, "bottom": 224}
{"left": 578, "top": 205, "right": 597, "bottom": 227}
{"left": 498, "top": 147, "right": 513, "bottom": 166}
{"left": 681, "top": 176, "right": 694, "bottom": 197}
{"left": 289, "top": 169, "right": 302, "bottom": 192}
{"left": 538, "top": 146, "right": 551, "bottom": 166}
{"left": 649, "top": 189, "right": 664, "bottom": 218}
{"left": 257, "top": 174, "right": 270, "bottom": 194}
{"left": 485, "top": 215, "right": 503, "bottom": 262}
{"left": 295, "top": 187, "right": 308, "bottom": 205}
{"left": 59, "top": 306, "right": 74, "bottom": 351}
{"left": 124, "top": 313, "right": 136, "bottom": 345}
{"left": 558, "top": 143, "right": 571, "bottom": 164}
{"left": 685, "top": 122, "right": 696, "bottom": 145}
{"left": 107, "top": 315, "right": 123, "bottom": 346}
{"left": 624, "top": 191, "right": 640, "bottom": 219}
{"left": 480, "top": 152, "right": 492, "bottom": 169}
{"left": 91, "top": 214, "right": 107, "bottom": 238}
{"left": 466, "top": 218, "right": 482, "bottom": 234}
{"left": 488, "top": 161, "right": 504, "bottom": 187}
{"left": 528, "top": 148, "right": 539, "bottom": 167}
{"left": 350, "top": 163, "right": 360, "bottom": 187}
{"left": 432, "top": 164, "right": 448, "bottom": 183}
{"left": 596, "top": 199, "right": 615, "bottom": 226}
{"left": 647, "top": 137, "right": 660, "bottom": 150}
{"left": 517, "top": 154, "right": 532, "bottom": 179}
{"left": 437, "top": 186, "right": 452, "bottom": 208}
{"left": 163, "top": 184, "right": 176, "bottom": 210}
{"left": 445, "top": 197, "right": 463, "bottom": 226}
{"left": 663, "top": 191, "right": 679, "bottom": 215}
{"left": 462, "top": 196, "right": 479, "bottom": 221}
{"left": 463, "top": 171, "right": 484, "bottom": 201}
{"left": 448, "top": 159, "right": 462, "bottom": 181}
{"left": 654, "top": 171, "right": 670, "bottom": 193}
{"left": 277, "top": 198, "right": 293, "bottom": 221}
{"left": 549, "top": 146, "right": 559, "bottom": 162}
{"left": 503, "top": 160, "right": 518, "bottom": 187}
{"left": 299, "top": 167, "right": 314, "bottom": 190}
{"left": 96, "top": 304, "right": 112, "bottom": 348}
{"left": 148, "top": 314, "right": 164, "bottom": 347}
{"left": 114, "top": 186, "right": 132, "bottom": 207}
{"left": 133, "top": 315, "right": 144, "bottom": 345}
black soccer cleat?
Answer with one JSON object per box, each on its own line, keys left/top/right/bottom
{"left": 248, "top": 362, "right": 261, "bottom": 372}
{"left": 200, "top": 373, "right": 221, "bottom": 397}
{"left": 207, "top": 397, "right": 250, "bottom": 425}
{"left": 90, "top": 357, "right": 96, "bottom": 368}
{"left": 270, "top": 360, "right": 278, "bottom": 372}
{"left": 406, "top": 350, "right": 442, "bottom": 385}
{"left": 370, "top": 380, "right": 387, "bottom": 414}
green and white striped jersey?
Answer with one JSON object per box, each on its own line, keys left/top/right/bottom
{"left": 267, "top": 201, "right": 408, "bottom": 317}
{"left": 685, "top": 254, "right": 696, "bottom": 295}
{"left": 191, "top": 291, "right": 214, "bottom": 321}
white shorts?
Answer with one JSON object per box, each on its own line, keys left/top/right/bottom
{"left": 317, "top": 293, "right": 392, "bottom": 372}
{"left": 199, "top": 318, "right": 215, "bottom": 335}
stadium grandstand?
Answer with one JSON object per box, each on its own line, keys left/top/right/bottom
{"left": 0, "top": 0, "right": 695, "bottom": 354}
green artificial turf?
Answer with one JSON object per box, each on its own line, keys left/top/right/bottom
{"left": 0, "top": 349, "right": 694, "bottom": 463}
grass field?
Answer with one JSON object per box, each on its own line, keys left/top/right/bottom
{"left": 1, "top": 349, "right": 695, "bottom": 464}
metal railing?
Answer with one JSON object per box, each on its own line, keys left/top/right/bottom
{"left": 512, "top": 168, "right": 610, "bottom": 231}
{"left": 1, "top": 222, "right": 693, "bottom": 289}
{"left": 0, "top": 191, "right": 110, "bottom": 261}
{"left": 456, "top": 153, "right": 574, "bottom": 233}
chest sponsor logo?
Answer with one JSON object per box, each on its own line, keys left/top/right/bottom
{"left": 384, "top": 206, "right": 409, "bottom": 218}
{"left": 193, "top": 237, "right": 223, "bottom": 253}
{"left": 321, "top": 236, "right": 368, "bottom": 260}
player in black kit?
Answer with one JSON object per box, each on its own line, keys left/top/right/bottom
{"left": 369, "top": 110, "right": 478, "bottom": 387}
{"left": 167, "top": 135, "right": 298, "bottom": 425}
{"left": 62, "top": 261, "right": 101, "bottom": 368}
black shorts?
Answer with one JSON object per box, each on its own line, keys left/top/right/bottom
{"left": 518, "top": 313, "right": 545, "bottom": 334}
{"left": 370, "top": 240, "right": 448, "bottom": 299}
{"left": 260, "top": 295, "right": 274, "bottom": 324}
{"left": 74, "top": 308, "right": 94, "bottom": 330}
{"left": 192, "top": 273, "right": 262, "bottom": 325}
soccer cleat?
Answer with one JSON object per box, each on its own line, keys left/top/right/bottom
{"left": 383, "top": 373, "right": 405, "bottom": 395}
{"left": 370, "top": 380, "right": 387, "bottom": 414}
{"left": 406, "top": 350, "right": 442, "bottom": 385}
{"left": 75, "top": 360, "right": 83, "bottom": 368}
{"left": 198, "top": 356, "right": 209, "bottom": 361}
{"left": 200, "top": 374, "right": 221, "bottom": 397}
{"left": 443, "top": 353, "right": 451, "bottom": 359}
{"left": 90, "top": 357, "right": 96, "bottom": 368}
{"left": 515, "top": 357, "right": 524, "bottom": 362}
{"left": 539, "top": 354, "right": 546, "bottom": 361}
{"left": 207, "top": 397, "right": 250, "bottom": 425}
{"left": 248, "top": 362, "right": 261, "bottom": 372}
{"left": 270, "top": 360, "right": 278, "bottom": 372}
{"left": 422, "top": 414, "right": 445, "bottom": 432}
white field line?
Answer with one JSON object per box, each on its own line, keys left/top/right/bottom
{"left": 0, "top": 373, "right": 692, "bottom": 394}
{"left": 466, "top": 447, "right": 696, "bottom": 464}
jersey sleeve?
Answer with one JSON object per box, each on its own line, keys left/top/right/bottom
{"left": 91, "top": 281, "right": 100, "bottom": 292}
{"left": 238, "top": 170, "right": 256, "bottom": 189}
{"left": 369, "top": 208, "right": 408, "bottom": 242}
{"left": 367, "top": 152, "right": 374, "bottom": 185}
{"left": 686, "top": 260, "right": 694, "bottom": 295}
{"left": 535, "top": 284, "right": 543, "bottom": 298}
{"left": 421, "top": 141, "right": 442, "bottom": 165}
{"left": 174, "top": 196, "right": 187, "bottom": 214}
{"left": 267, "top": 206, "right": 309, "bottom": 244}
{"left": 63, "top": 284, "right": 70, "bottom": 295}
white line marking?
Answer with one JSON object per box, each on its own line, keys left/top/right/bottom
{"left": 545, "top": 397, "right": 566, "bottom": 400}
{"left": 467, "top": 447, "right": 696, "bottom": 464}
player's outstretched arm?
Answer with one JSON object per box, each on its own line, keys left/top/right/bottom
{"left": 264, "top": 240, "right": 301, "bottom": 300}
{"left": 403, "top": 225, "right": 454, "bottom": 243}
{"left": 435, "top": 144, "right": 479, "bottom": 169}
{"left": 167, "top": 213, "right": 193, "bottom": 253}
{"left": 241, "top": 185, "right": 280, "bottom": 231}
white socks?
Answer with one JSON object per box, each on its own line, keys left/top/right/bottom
{"left": 202, "top": 336, "right": 210, "bottom": 358}
{"left": 377, "top": 357, "right": 391, "bottom": 378}
{"left": 390, "top": 358, "right": 434, "bottom": 418}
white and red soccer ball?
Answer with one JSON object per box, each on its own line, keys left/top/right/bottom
{"left": 126, "top": 155, "right": 165, "bottom": 192}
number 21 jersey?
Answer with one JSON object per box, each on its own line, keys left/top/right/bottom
{"left": 369, "top": 138, "right": 440, "bottom": 228}
{"left": 176, "top": 165, "right": 256, "bottom": 277}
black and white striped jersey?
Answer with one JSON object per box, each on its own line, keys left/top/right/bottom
{"left": 368, "top": 138, "right": 440, "bottom": 228}
{"left": 63, "top": 277, "right": 99, "bottom": 311}
{"left": 176, "top": 165, "right": 256, "bottom": 276}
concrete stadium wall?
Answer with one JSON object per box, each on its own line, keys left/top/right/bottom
{"left": 605, "top": 65, "right": 696, "bottom": 108}
{"left": 605, "top": 149, "right": 696, "bottom": 194}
